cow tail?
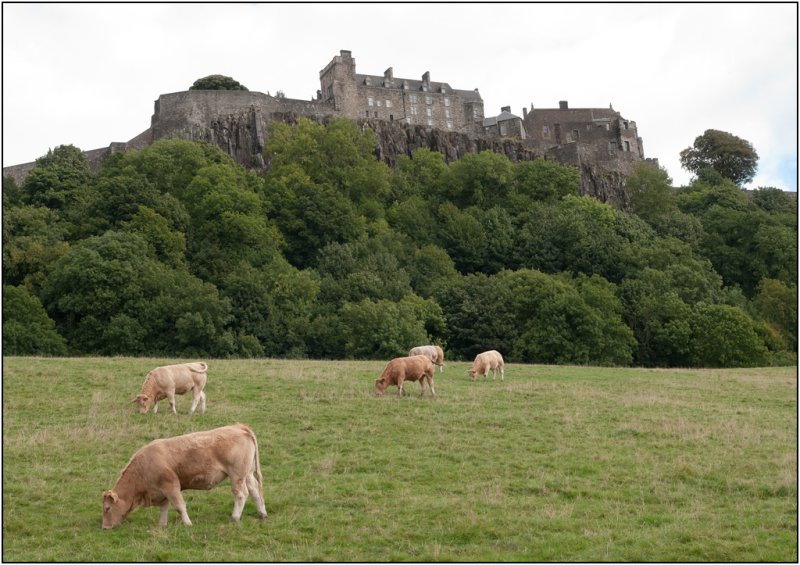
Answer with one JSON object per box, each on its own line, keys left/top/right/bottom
{"left": 188, "top": 362, "right": 208, "bottom": 374}
{"left": 251, "top": 429, "right": 264, "bottom": 498}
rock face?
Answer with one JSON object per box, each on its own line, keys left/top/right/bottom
{"left": 3, "top": 89, "right": 646, "bottom": 205}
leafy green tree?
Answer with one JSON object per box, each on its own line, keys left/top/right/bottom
{"left": 386, "top": 196, "right": 438, "bottom": 246}
{"left": 689, "top": 303, "right": 768, "bottom": 367}
{"left": 40, "top": 231, "right": 236, "bottom": 356}
{"left": 338, "top": 296, "right": 442, "bottom": 359}
{"left": 408, "top": 244, "right": 460, "bottom": 298}
{"left": 435, "top": 202, "right": 486, "bottom": 273}
{"left": 120, "top": 206, "right": 187, "bottom": 268}
{"left": 439, "top": 151, "right": 514, "bottom": 208}
{"left": 512, "top": 158, "right": 580, "bottom": 204}
{"left": 626, "top": 162, "right": 677, "bottom": 223}
{"left": 679, "top": 129, "right": 758, "bottom": 186}
{"left": 220, "top": 258, "right": 320, "bottom": 357}
{"left": 390, "top": 148, "right": 448, "bottom": 201}
{"left": 752, "top": 278, "right": 797, "bottom": 351}
{"left": 21, "top": 145, "right": 92, "bottom": 227}
{"left": 3, "top": 285, "right": 67, "bottom": 355}
{"left": 751, "top": 187, "right": 797, "bottom": 215}
{"left": 266, "top": 118, "right": 391, "bottom": 214}
{"left": 2, "top": 204, "right": 70, "bottom": 292}
{"left": 190, "top": 75, "right": 248, "bottom": 91}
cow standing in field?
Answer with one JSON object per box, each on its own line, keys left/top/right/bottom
{"left": 408, "top": 345, "right": 445, "bottom": 373}
{"left": 375, "top": 355, "right": 436, "bottom": 397}
{"left": 132, "top": 362, "right": 208, "bottom": 415}
{"left": 468, "top": 350, "right": 505, "bottom": 381}
{"left": 102, "top": 424, "right": 267, "bottom": 529}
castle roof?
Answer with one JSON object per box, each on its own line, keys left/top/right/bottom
{"left": 484, "top": 109, "right": 521, "bottom": 127}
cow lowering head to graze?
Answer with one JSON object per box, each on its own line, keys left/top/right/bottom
{"left": 101, "top": 424, "right": 267, "bottom": 529}
{"left": 132, "top": 362, "right": 208, "bottom": 415}
{"left": 375, "top": 355, "right": 436, "bottom": 397}
{"left": 468, "top": 350, "right": 505, "bottom": 381}
{"left": 408, "top": 345, "right": 445, "bottom": 373}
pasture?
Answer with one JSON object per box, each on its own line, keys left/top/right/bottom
{"left": 2, "top": 357, "right": 796, "bottom": 561}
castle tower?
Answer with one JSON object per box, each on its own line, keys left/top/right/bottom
{"left": 319, "top": 49, "right": 359, "bottom": 116}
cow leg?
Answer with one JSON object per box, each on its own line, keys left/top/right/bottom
{"left": 163, "top": 486, "right": 192, "bottom": 525}
{"left": 152, "top": 401, "right": 159, "bottom": 414}
{"left": 189, "top": 388, "right": 200, "bottom": 415}
{"left": 246, "top": 474, "right": 268, "bottom": 521}
{"left": 397, "top": 376, "right": 405, "bottom": 397}
{"left": 199, "top": 391, "right": 207, "bottom": 414}
{"left": 166, "top": 389, "right": 177, "bottom": 415}
{"left": 500, "top": 366, "right": 505, "bottom": 381}
{"left": 230, "top": 477, "right": 248, "bottom": 522}
{"left": 158, "top": 500, "right": 170, "bottom": 527}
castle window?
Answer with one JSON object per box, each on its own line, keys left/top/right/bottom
{"left": 446, "top": 121, "right": 453, "bottom": 129}
{"left": 410, "top": 94, "right": 418, "bottom": 104}
{"left": 390, "top": 114, "right": 394, "bottom": 122}
{"left": 624, "top": 121, "right": 629, "bottom": 130}
{"left": 374, "top": 112, "right": 378, "bottom": 118}
{"left": 444, "top": 108, "right": 451, "bottom": 119}
{"left": 444, "top": 98, "right": 451, "bottom": 107}
{"left": 427, "top": 118, "right": 433, "bottom": 126}
{"left": 405, "top": 117, "right": 411, "bottom": 124}
{"left": 572, "top": 129, "right": 579, "bottom": 140}
{"left": 366, "top": 110, "right": 370, "bottom": 117}
{"left": 377, "top": 100, "right": 382, "bottom": 107}
{"left": 426, "top": 107, "right": 432, "bottom": 117}
{"left": 385, "top": 100, "right": 392, "bottom": 108}
{"left": 608, "top": 141, "right": 618, "bottom": 151}
{"left": 410, "top": 106, "right": 418, "bottom": 115}
{"left": 542, "top": 125, "right": 550, "bottom": 137}
{"left": 425, "top": 96, "right": 432, "bottom": 105}
{"left": 368, "top": 97, "right": 374, "bottom": 106}
{"left": 624, "top": 141, "right": 630, "bottom": 152}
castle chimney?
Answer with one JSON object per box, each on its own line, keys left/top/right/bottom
{"left": 559, "top": 100, "right": 568, "bottom": 109}
{"left": 501, "top": 105, "right": 511, "bottom": 113}
{"left": 340, "top": 50, "right": 352, "bottom": 59}
{"left": 384, "top": 67, "right": 393, "bottom": 80}
{"left": 422, "top": 71, "right": 430, "bottom": 85}
{"left": 522, "top": 107, "right": 528, "bottom": 118}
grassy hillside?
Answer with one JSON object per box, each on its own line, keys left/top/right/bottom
{"left": 2, "top": 357, "right": 796, "bottom": 561}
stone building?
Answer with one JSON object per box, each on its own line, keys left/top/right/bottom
{"left": 319, "top": 50, "right": 485, "bottom": 135}
{"left": 483, "top": 106, "right": 526, "bottom": 140}
{"left": 520, "top": 100, "right": 643, "bottom": 159}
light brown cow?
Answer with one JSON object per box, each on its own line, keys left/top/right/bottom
{"left": 132, "top": 362, "right": 208, "bottom": 415}
{"left": 375, "top": 355, "right": 436, "bottom": 397}
{"left": 408, "top": 345, "right": 445, "bottom": 373}
{"left": 102, "top": 424, "right": 267, "bottom": 529}
{"left": 468, "top": 350, "right": 505, "bottom": 381}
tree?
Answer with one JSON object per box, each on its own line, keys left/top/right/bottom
{"left": 3, "top": 285, "right": 67, "bottom": 355}
{"left": 190, "top": 75, "right": 248, "bottom": 91}
{"left": 679, "top": 129, "right": 758, "bottom": 186}
{"left": 689, "top": 303, "right": 768, "bottom": 367}
{"left": 626, "top": 162, "right": 677, "bottom": 223}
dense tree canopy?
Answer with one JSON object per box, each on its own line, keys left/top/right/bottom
{"left": 190, "top": 75, "right": 248, "bottom": 91}
{"left": 679, "top": 129, "right": 759, "bottom": 186}
{"left": 2, "top": 123, "right": 795, "bottom": 367}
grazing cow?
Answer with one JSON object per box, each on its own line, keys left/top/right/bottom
{"left": 408, "top": 345, "right": 445, "bottom": 373}
{"left": 468, "top": 350, "right": 505, "bottom": 381}
{"left": 375, "top": 355, "right": 436, "bottom": 397}
{"left": 132, "top": 362, "right": 208, "bottom": 415}
{"left": 102, "top": 424, "right": 267, "bottom": 529}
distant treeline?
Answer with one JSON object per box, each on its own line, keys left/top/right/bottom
{"left": 3, "top": 118, "right": 796, "bottom": 367}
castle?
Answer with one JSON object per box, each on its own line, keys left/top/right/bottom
{"left": 4, "top": 50, "right": 652, "bottom": 204}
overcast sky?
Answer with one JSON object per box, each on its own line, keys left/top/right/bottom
{"left": 2, "top": 3, "right": 797, "bottom": 191}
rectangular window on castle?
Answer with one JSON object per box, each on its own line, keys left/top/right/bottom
{"left": 426, "top": 107, "right": 432, "bottom": 117}
{"left": 444, "top": 98, "right": 451, "bottom": 107}
{"left": 425, "top": 96, "right": 432, "bottom": 105}
{"left": 542, "top": 125, "right": 550, "bottom": 137}
{"left": 427, "top": 118, "right": 433, "bottom": 126}
{"left": 386, "top": 100, "right": 392, "bottom": 108}
{"left": 410, "top": 95, "right": 418, "bottom": 104}
{"left": 446, "top": 121, "right": 453, "bottom": 129}
{"left": 445, "top": 108, "right": 451, "bottom": 119}
{"left": 410, "top": 106, "right": 418, "bottom": 115}
{"left": 368, "top": 97, "right": 374, "bottom": 106}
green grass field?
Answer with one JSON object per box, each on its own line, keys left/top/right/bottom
{"left": 2, "top": 357, "right": 796, "bottom": 561}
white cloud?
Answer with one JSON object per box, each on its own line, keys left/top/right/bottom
{"left": 2, "top": 3, "right": 796, "bottom": 191}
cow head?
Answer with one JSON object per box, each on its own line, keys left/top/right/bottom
{"left": 102, "top": 490, "right": 128, "bottom": 529}
{"left": 374, "top": 377, "right": 388, "bottom": 396}
{"left": 131, "top": 394, "right": 151, "bottom": 414}
{"left": 468, "top": 369, "right": 477, "bottom": 381}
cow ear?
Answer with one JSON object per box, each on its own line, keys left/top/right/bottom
{"left": 103, "top": 490, "right": 119, "bottom": 503}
